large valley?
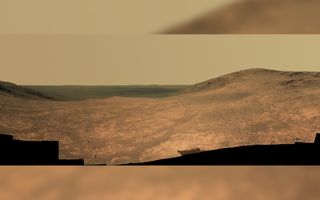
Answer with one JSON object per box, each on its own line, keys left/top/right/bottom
{"left": 1, "top": 68, "right": 320, "bottom": 165}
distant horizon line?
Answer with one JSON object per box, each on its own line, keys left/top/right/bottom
{"left": 3, "top": 67, "right": 319, "bottom": 87}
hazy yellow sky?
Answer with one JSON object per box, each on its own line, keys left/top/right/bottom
{"left": 0, "top": 0, "right": 237, "bottom": 34}
{"left": 1, "top": 35, "right": 320, "bottom": 85}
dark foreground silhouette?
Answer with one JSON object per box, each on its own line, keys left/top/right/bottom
{"left": 0, "top": 134, "right": 84, "bottom": 165}
{"left": 127, "top": 133, "right": 320, "bottom": 165}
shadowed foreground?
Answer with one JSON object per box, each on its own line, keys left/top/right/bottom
{"left": 128, "top": 133, "right": 320, "bottom": 165}
{"left": 0, "top": 134, "right": 84, "bottom": 165}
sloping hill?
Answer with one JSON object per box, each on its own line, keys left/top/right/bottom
{"left": 0, "top": 81, "right": 52, "bottom": 100}
{"left": 165, "top": 0, "right": 320, "bottom": 34}
{"left": 1, "top": 68, "right": 320, "bottom": 165}
{"left": 185, "top": 68, "right": 320, "bottom": 92}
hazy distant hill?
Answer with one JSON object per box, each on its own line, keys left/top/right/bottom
{"left": 165, "top": 0, "right": 320, "bottom": 34}
{"left": 0, "top": 81, "right": 52, "bottom": 100}
{"left": 25, "top": 85, "right": 188, "bottom": 101}
{"left": 1, "top": 68, "right": 320, "bottom": 165}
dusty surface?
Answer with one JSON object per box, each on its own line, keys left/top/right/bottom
{"left": 1, "top": 167, "right": 320, "bottom": 200}
{"left": 1, "top": 68, "right": 320, "bottom": 164}
{"left": 165, "top": 0, "right": 320, "bottom": 34}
